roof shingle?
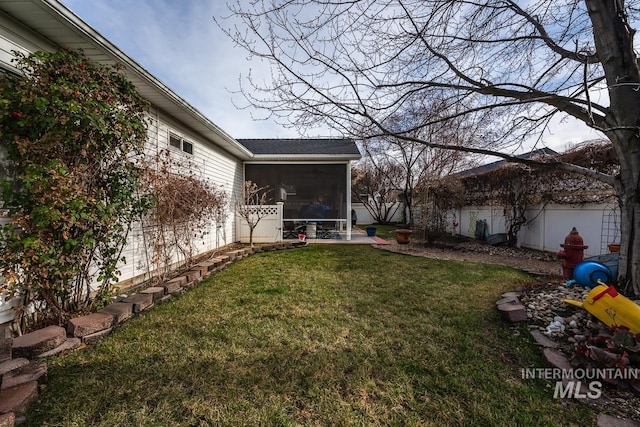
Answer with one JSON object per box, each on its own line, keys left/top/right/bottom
{"left": 237, "top": 138, "right": 361, "bottom": 156}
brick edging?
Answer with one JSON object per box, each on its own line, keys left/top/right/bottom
{"left": 0, "top": 241, "right": 307, "bottom": 425}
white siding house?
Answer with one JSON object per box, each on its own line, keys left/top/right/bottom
{"left": 0, "top": 0, "right": 363, "bottom": 326}
{"left": 0, "top": 0, "right": 362, "bottom": 326}
{"left": 0, "top": 0, "right": 252, "bottom": 324}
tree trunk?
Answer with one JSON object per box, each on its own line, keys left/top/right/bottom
{"left": 614, "top": 172, "right": 640, "bottom": 296}
{"left": 586, "top": 0, "right": 640, "bottom": 295}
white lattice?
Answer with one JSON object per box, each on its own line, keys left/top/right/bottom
{"left": 237, "top": 205, "right": 283, "bottom": 243}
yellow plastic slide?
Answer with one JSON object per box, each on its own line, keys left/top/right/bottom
{"left": 563, "top": 282, "right": 640, "bottom": 334}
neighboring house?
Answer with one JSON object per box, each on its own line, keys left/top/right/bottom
{"left": 446, "top": 143, "right": 619, "bottom": 257}
{"left": 0, "top": 0, "right": 360, "bottom": 324}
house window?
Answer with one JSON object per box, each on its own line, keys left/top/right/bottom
{"left": 182, "top": 140, "right": 193, "bottom": 155}
{"left": 169, "top": 133, "right": 193, "bottom": 155}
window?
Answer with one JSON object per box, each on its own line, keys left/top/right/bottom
{"left": 169, "top": 133, "right": 194, "bottom": 155}
{"left": 182, "top": 140, "right": 193, "bottom": 155}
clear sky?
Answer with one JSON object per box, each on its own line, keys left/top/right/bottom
{"left": 59, "top": 0, "right": 602, "bottom": 149}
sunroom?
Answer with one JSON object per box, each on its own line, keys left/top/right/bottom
{"left": 237, "top": 138, "right": 361, "bottom": 241}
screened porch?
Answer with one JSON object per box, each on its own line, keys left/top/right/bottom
{"left": 244, "top": 162, "right": 354, "bottom": 240}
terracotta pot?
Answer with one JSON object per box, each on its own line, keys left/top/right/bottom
{"left": 396, "top": 229, "right": 412, "bottom": 244}
{"left": 608, "top": 243, "right": 620, "bottom": 253}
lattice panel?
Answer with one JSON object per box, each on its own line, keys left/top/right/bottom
{"left": 600, "top": 203, "right": 620, "bottom": 254}
{"left": 245, "top": 206, "right": 279, "bottom": 216}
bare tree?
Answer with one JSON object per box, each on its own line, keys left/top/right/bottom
{"left": 236, "top": 180, "right": 271, "bottom": 247}
{"left": 360, "top": 102, "right": 481, "bottom": 225}
{"left": 217, "top": 1, "right": 640, "bottom": 294}
{"left": 351, "top": 162, "right": 403, "bottom": 224}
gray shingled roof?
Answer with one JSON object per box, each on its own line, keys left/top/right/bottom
{"left": 454, "top": 148, "right": 558, "bottom": 178}
{"left": 237, "top": 138, "right": 361, "bottom": 156}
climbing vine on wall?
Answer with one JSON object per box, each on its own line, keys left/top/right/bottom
{"left": 427, "top": 141, "right": 617, "bottom": 247}
{"left": 142, "top": 149, "right": 228, "bottom": 279}
{"left": 0, "top": 49, "right": 150, "bottom": 329}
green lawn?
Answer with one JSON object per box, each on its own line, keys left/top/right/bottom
{"left": 26, "top": 245, "right": 594, "bottom": 426}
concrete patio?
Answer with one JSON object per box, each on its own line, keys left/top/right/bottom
{"left": 287, "top": 227, "right": 392, "bottom": 245}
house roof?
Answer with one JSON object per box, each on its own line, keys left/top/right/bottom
{"left": 0, "top": 0, "right": 254, "bottom": 160}
{"left": 237, "top": 138, "right": 361, "bottom": 161}
{"left": 454, "top": 148, "right": 558, "bottom": 178}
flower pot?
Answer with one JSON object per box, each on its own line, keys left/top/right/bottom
{"left": 608, "top": 243, "right": 620, "bottom": 253}
{"left": 396, "top": 229, "right": 412, "bottom": 244}
{"left": 365, "top": 227, "right": 377, "bottom": 237}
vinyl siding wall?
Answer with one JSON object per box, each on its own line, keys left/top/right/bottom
{"left": 0, "top": 12, "right": 243, "bottom": 323}
{"left": 116, "top": 108, "right": 243, "bottom": 288}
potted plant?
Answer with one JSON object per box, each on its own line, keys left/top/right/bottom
{"left": 365, "top": 226, "right": 377, "bottom": 237}
{"left": 396, "top": 229, "right": 412, "bottom": 244}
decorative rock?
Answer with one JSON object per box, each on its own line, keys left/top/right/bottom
{"left": 596, "top": 413, "right": 640, "bottom": 427}
{"left": 1, "top": 360, "right": 47, "bottom": 390}
{"left": 141, "top": 286, "right": 165, "bottom": 302}
{"left": 495, "top": 296, "right": 519, "bottom": 306}
{"left": 497, "top": 303, "right": 528, "bottom": 322}
{"left": 37, "top": 338, "right": 82, "bottom": 358}
{"left": 185, "top": 269, "right": 202, "bottom": 284}
{"left": 67, "top": 313, "right": 113, "bottom": 338}
{"left": 160, "top": 279, "right": 182, "bottom": 295}
{"left": 121, "top": 293, "right": 153, "bottom": 313}
{"left": 529, "top": 329, "right": 560, "bottom": 348}
{"left": 167, "top": 276, "right": 187, "bottom": 287}
{"left": 574, "top": 334, "right": 587, "bottom": 343}
{"left": 12, "top": 326, "right": 66, "bottom": 360}
{"left": 190, "top": 264, "right": 209, "bottom": 277}
{"left": 215, "top": 255, "right": 230, "bottom": 265}
{"left": 0, "top": 359, "right": 29, "bottom": 377}
{"left": 543, "top": 348, "right": 572, "bottom": 371}
{"left": 196, "top": 261, "right": 216, "bottom": 273}
{"left": 0, "top": 412, "right": 15, "bottom": 427}
{"left": 0, "top": 381, "right": 38, "bottom": 416}
{"left": 99, "top": 302, "right": 134, "bottom": 324}
{"left": 228, "top": 249, "right": 246, "bottom": 259}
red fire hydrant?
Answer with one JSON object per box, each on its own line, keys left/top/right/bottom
{"left": 557, "top": 227, "right": 588, "bottom": 279}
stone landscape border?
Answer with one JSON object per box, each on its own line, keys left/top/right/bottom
{"left": 0, "top": 241, "right": 306, "bottom": 426}
{"left": 497, "top": 289, "right": 640, "bottom": 427}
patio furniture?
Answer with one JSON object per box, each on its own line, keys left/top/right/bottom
{"left": 282, "top": 220, "right": 298, "bottom": 239}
